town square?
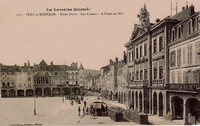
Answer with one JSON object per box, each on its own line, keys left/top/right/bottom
{"left": 0, "top": 0, "right": 200, "bottom": 125}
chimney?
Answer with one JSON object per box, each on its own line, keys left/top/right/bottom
{"left": 109, "top": 59, "right": 113, "bottom": 65}
{"left": 186, "top": 4, "right": 189, "bottom": 9}
{"left": 115, "top": 57, "right": 118, "bottom": 63}
{"left": 50, "top": 61, "right": 53, "bottom": 65}
{"left": 123, "top": 51, "right": 127, "bottom": 64}
{"left": 190, "top": 4, "right": 195, "bottom": 15}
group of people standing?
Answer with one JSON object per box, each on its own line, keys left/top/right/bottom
{"left": 78, "top": 100, "right": 95, "bottom": 116}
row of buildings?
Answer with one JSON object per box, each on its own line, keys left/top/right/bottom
{"left": 0, "top": 60, "right": 100, "bottom": 97}
{"left": 91, "top": 4, "right": 200, "bottom": 124}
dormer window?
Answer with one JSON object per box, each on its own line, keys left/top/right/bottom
{"left": 188, "top": 20, "right": 192, "bottom": 34}
{"left": 172, "top": 29, "right": 175, "bottom": 41}
{"left": 153, "top": 39, "right": 157, "bottom": 53}
{"left": 174, "top": 28, "right": 177, "bottom": 40}
{"left": 132, "top": 50, "right": 134, "bottom": 61}
{"left": 159, "top": 36, "right": 163, "bottom": 51}
{"left": 144, "top": 43, "right": 147, "bottom": 56}
{"left": 129, "top": 52, "right": 131, "bottom": 62}
{"left": 140, "top": 46, "right": 143, "bottom": 57}
{"left": 178, "top": 26, "right": 182, "bottom": 39}
{"left": 136, "top": 48, "right": 139, "bottom": 59}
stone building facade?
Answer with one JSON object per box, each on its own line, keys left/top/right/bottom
{"left": 124, "top": 4, "right": 200, "bottom": 124}
{"left": 0, "top": 60, "right": 83, "bottom": 97}
{"left": 116, "top": 60, "right": 128, "bottom": 105}
{"left": 100, "top": 58, "right": 118, "bottom": 100}
{"left": 167, "top": 5, "right": 200, "bottom": 124}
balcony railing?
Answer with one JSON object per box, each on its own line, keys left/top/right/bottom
{"left": 152, "top": 79, "right": 165, "bottom": 87}
{"left": 1, "top": 86, "right": 15, "bottom": 89}
{"left": 129, "top": 80, "right": 148, "bottom": 87}
{"left": 166, "top": 83, "right": 200, "bottom": 92}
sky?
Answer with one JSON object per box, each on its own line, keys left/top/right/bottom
{"left": 0, "top": 0, "right": 199, "bottom": 70}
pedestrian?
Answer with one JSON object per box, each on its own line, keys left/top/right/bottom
{"left": 86, "top": 107, "right": 89, "bottom": 115}
{"left": 84, "top": 101, "right": 87, "bottom": 108}
{"left": 83, "top": 107, "right": 85, "bottom": 115}
{"left": 78, "top": 106, "right": 81, "bottom": 116}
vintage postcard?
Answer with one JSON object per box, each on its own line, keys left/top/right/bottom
{"left": 0, "top": 0, "right": 200, "bottom": 125}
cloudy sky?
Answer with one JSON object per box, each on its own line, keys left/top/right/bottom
{"left": 0, "top": 0, "right": 199, "bottom": 69}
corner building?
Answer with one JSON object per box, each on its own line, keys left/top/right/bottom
{"left": 168, "top": 5, "right": 200, "bottom": 124}
{"left": 125, "top": 4, "right": 200, "bottom": 124}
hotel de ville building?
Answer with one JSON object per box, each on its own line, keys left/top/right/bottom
{"left": 125, "top": 4, "right": 200, "bottom": 124}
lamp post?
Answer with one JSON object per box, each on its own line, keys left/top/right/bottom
{"left": 62, "top": 91, "right": 64, "bottom": 103}
{"left": 34, "top": 95, "right": 36, "bottom": 115}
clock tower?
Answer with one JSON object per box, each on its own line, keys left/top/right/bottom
{"left": 137, "top": 4, "right": 150, "bottom": 30}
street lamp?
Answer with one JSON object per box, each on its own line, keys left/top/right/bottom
{"left": 34, "top": 95, "right": 36, "bottom": 115}
{"left": 62, "top": 91, "right": 64, "bottom": 103}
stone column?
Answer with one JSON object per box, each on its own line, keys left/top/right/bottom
{"left": 152, "top": 92, "right": 154, "bottom": 115}
{"left": 134, "top": 90, "right": 136, "bottom": 110}
{"left": 157, "top": 92, "right": 159, "bottom": 116}
{"left": 42, "top": 88, "right": 44, "bottom": 96}
{"left": 183, "top": 99, "right": 188, "bottom": 124}
{"left": 24, "top": 90, "right": 26, "bottom": 97}
{"left": 142, "top": 91, "right": 145, "bottom": 113}
{"left": 51, "top": 87, "right": 53, "bottom": 97}
{"left": 15, "top": 90, "right": 17, "bottom": 97}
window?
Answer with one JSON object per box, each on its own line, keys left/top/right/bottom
{"left": 136, "top": 48, "right": 139, "bottom": 59}
{"left": 140, "top": 46, "right": 143, "bottom": 57}
{"left": 144, "top": 69, "right": 147, "bottom": 80}
{"left": 153, "top": 67, "right": 157, "bottom": 80}
{"left": 129, "top": 73, "right": 131, "bottom": 81}
{"left": 170, "top": 51, "right": 176, "bottom": 67}
{"left": 144, "top": 44, "right": 147, "bottom": 56}
{"left": 174, "top": 28, "right": 177, "bottom": 40}
{"left": 178, "top": 26, "right": 183, "bottom": 39}
{"left": 183, "top": 71, "right": 188, "bottom": 83}
{"left": 2, "top": 82, "right": 5, "bottom": 87}
{"left": 177, "top": 48, "right": 181, "bottom": 66}
{"left": 46, "top": 78, "right": 49, "bottom": 84}
{"left": 76, "top": 81, "right": 78, "bottom": 85}
{"left": 153, "top": 39, "right": 157, "bottom": 53}
{"left": 66, "top": 81, "right": 69, "bottom": 84}
{"left": 132, "top": 50, "right": 134, "bottom": 61}
{"left": 129, "top": 52, "right": 131, "bottom": 62}
{"left": 177, "top": 71, "right": 182, "bottom": 83}
{"left": 187, "top": 45, "right": 192, "bottom": 64}
{"left": 132, "top": 72, "right": 134, "bottom": 80}
{"left": 183, "top": 47, "right": 186, "bottom": 64}
{"left": 195, "top": 42, "right": 200, "bottom": 63}
{"left": 136, "top": 71, "right": 139, "bottom": 80}
{"left": 188, "top": 21, "right": 192, "bottom": 34}
{"left": 171, "top": 71, "right": 175, "bottom": 83}
{"left": 159, "top": 66, "right": 163, "bottom": 79}
{"left": 172, "top": 30, "right": 175, "bottom": 41}
{"left": 159, "top": 36, "right": 163, "bottom": 51}
{"left": 140, "top": 70, "right": 143, "bottom": 80}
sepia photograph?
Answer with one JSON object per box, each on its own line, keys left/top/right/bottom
{"left": 0, "top": 0, "right": 200, "bottom": 125}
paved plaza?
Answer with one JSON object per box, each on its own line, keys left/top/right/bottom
{"left": 0, "top": 96, "right": 183, "bottom": 126}
{"left": 0, "top": 96, "right": 135, "bottom": 126}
